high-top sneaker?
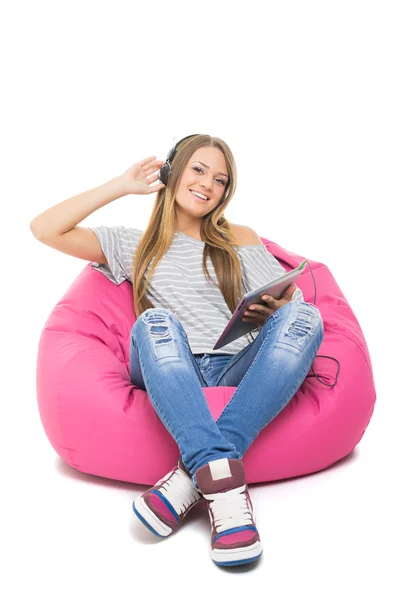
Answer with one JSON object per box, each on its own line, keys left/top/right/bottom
{"left": 195, "top": 457, "right": 263, "bottom": 567}
{"left": 133, "top": 458, "right": 202, "bottom": 537}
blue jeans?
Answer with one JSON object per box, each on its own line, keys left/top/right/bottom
{"left": 129, "top": 301, "right": 324, "bottom": 488}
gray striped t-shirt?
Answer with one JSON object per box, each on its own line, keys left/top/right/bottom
{"left": 88, "top": 226, "right": 304, "bottom": 355}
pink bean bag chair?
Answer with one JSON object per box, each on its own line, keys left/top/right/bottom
{"left": 36, "top": 237, "right": 376, "bottom": 485}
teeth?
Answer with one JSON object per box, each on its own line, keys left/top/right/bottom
{"left": 190, "top": 190, "right": 208, "bottom": 200}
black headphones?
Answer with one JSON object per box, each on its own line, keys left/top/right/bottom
{"left": 159, "top": 134, "right": 200, "bottom": 187}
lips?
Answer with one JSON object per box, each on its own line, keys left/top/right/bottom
{"left": 189, "top": 189, "right": 209, "bottom": 201}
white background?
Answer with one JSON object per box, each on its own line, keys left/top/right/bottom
{"left": 2, "top": 0, "right": 399, "bottom": 597}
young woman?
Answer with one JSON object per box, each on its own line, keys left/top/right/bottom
{"left": 30, "top": 134, "right": 324, "bottom": 568}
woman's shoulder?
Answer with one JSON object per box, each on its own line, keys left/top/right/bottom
{"left": 231, "top": 224, "right": 263, "bottom": 247}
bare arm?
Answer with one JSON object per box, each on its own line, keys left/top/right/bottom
{"left": 29, "top": 157, "right": 164, "bottom": 263}
{"left": 30, "top": 175, "right": 128, "bottom": 240}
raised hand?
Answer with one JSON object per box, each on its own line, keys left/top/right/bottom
{"left": 121, "top": 156, "right": 166, "bottom": 195}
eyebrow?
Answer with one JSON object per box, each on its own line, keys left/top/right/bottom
{"left": 193, "top": 161, "right": 229, "bottom": 179}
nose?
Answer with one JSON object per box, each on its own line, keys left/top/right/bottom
{"left": 200, "top": 173, "right": 213, "bottom": 192}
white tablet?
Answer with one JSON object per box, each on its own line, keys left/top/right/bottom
{"left": 213, "top": 260, "right": 308, "bottom": 350}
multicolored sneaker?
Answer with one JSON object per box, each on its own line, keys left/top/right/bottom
{"left": 195, "top": 457, "right": 263, "bottom": 567}
{"left": 133, "top": 458, "right": 202, "bottom": 537}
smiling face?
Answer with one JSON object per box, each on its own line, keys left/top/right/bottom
{"left": 174, "top": 146, "right": 229, "bottom": 234}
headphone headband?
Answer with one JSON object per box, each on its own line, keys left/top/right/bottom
{"left": 159, "top": 134, "right": 200, "bottom": 186}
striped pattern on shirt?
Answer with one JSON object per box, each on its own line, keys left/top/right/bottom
{"left": 88, "top": 226, "right": 304, "bottom": 355}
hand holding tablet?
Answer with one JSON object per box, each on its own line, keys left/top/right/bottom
{"left": 213, "top": 260, "right": 308, "bottom": 350}
{"left": 242, "top": 282, "right": 298, "bottom": 326}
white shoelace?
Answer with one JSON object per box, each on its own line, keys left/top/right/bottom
{"left": 203, "top": 485, "right": 253, "bottom": 533}
{"left": 157, "top": 468, "right": 201, "bottom": 514}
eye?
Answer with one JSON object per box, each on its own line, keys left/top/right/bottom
{"left": 193, "top": 166, "right": 227, "bottom": 186}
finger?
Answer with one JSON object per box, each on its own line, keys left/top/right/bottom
{"left": 245, "top": 308, "right": 269, "bottom": 318}
{"left": 147, "top": 182, "right": 165, "bottom": 193}
{"left": 284, "top": 284, "right": 296, "bottom": 296}
{"left": 147, "top": 172, "right": 163, "bottom": 184}
{"left": 243, "top": 311, "right": 255, "bottom": 319}
{"left": 249, "top": 303, "right": 269, "bottom": 313}
{"left": 143, "top": 160, "right": 164, "bottom": 173}
{"left": 262, "top": 295, "right": 277, "bottom": 307}
{"left": 140, "top": 156, "right": 157, "bottom": 166}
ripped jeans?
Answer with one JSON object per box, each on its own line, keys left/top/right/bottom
{"left": 129, "top": 301, "right": 324, "bottom": 488}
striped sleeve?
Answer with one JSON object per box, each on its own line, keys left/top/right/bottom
{"left": 238, "top": 245, "right": 305, "bottom": 302}
{"left": 87, "top": 225, "right": 142, "bottom": 285}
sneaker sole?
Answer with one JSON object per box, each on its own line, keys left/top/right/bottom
{"left": 212, "top": 541, "right": 263, "bottom": 567}
{"left": 133, "top": 496, "right": 173, "bottom": 537}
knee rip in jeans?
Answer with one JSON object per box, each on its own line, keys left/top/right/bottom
{"left": 284, "top": 305, "right": 320, "bottom": 346}
{"left": 142, "top": 309, "right": 174, "bottom": 350}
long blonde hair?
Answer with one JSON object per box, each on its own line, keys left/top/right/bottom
{"left": 132, "top": 134, "right": 244, "bottom": 317}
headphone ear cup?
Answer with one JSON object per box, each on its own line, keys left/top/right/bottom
{"left": 159, "top": 134, "right": 200, "bottom": 187}
{"left": 159, "top": 145, "right": 177, "bottom": 186}
{"left": 159, "top": 162, "right": 170, "bottom": 186}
